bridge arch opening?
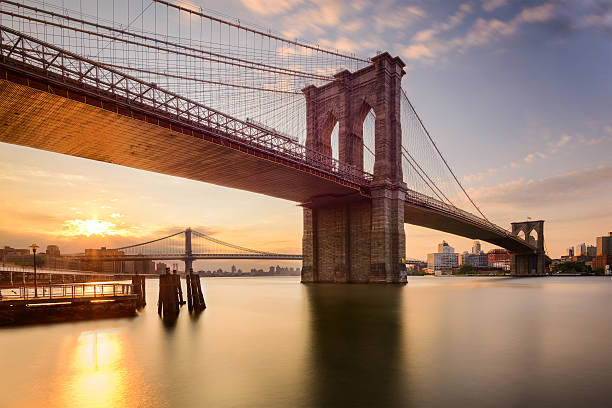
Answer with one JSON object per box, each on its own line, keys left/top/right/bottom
{"left": 527, "top": 229, "right": 538, "bottom": 246}
{"left": 359, "top": 103, "right": 376, "bottom": 174}
{"left": 320, "top": 112, "right": 339, "bottom": 164}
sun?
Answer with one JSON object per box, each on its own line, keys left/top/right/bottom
{"left": 63, "top": 218, "right": 118, "bottom": 237}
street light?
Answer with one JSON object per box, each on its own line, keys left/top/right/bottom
{"left": 30, "top": 244, "right": 38, "bottom": 298}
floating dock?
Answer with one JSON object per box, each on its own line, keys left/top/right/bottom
{"left": 0, "top": 282, "right": 141, "bottom": 325}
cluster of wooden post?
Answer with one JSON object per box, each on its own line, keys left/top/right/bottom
{"left": 185, "top": 268, "right": 206, "bottom": 312}
{"left": 131, "top": 275, "right": 146, "bottom": 307}
{"left": 157, "top": 269, "right": 184, "bottom": 319}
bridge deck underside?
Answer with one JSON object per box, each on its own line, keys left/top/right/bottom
{"left": 404, "top": 202, "right": 532, "bottom": 253}
{"left": 0, "top": 79, "right": 358, "bottom": 203}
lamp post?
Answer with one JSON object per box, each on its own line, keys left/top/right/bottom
{"left": 30, "top": 244, "right": 38, "bottom": 298}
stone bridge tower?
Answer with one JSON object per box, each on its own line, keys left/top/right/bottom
{"left": 510, "top": 220, "right": 545, "bottom": 275}
{"left": 300, "top": 52, "right": 407, "bottom": 283}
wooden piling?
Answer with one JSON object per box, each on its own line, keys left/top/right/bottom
{"left": 186, "top": 271, "right": 193, "bottom": 311}
{"left": 131, "top": 275, "right": 146, "bottom": 308}
{"left": 187, "top": 269, "right": 206, "bottom": 311}
{"left": 157, "top": 269, "right": 180, "bottom": 319}
{"left": 174, "top": 273, "right": 185, "bottom": 306}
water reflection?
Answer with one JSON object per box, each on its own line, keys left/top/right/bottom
{"left": 305, "top": 284, "right": 408, "bottom": 407}
{"left": 65, "top": 329, "right": 128, "bottom": 408}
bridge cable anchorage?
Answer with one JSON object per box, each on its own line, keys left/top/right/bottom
{"left": 400, "top": 88, "right": 491, "bottom": 224}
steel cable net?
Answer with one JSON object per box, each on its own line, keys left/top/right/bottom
{"left": 112, "top": 229, "right": 280, "bottom": 256}
{"left": 0, "top": 0, "right": 369, "bottom": 145}
{"left": 191, "top": 230, "right": 279, "bottom": 256}
{"left": 114, "top": 231, "right": 185, "bottom": 256}
{"left": 400, "top": 89, "right": 507, "bottom": 232}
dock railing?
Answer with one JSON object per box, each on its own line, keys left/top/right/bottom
{"left": 0, "top": 283, "right": 134, "bottom": 301}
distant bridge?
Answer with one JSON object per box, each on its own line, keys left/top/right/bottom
{"left": 76, "top": 228, "right": 302, "bottom": 271}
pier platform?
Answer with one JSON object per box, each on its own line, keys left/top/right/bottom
{"left": 0, "top": 283, "right": 140, "bottom": 325}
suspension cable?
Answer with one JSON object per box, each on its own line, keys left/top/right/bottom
{"left": 153, "top": 0, "right": 370, "bottom": 63}
{"left": 401, "top": 88, "right": 490, "bottom": 222}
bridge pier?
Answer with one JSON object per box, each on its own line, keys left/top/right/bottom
{"left": 509, "top": 221, "right": 546, "bottom": 275}
{"left": 302, "top": 187, "right": 406, "bottom": 284}
{"left": 301, "top": 52, "right": 407, "bottom": 284}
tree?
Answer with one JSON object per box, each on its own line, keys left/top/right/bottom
{"left": 457, "top": 263, "right": 474, "bottom": 275}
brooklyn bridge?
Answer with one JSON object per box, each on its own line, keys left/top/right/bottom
{"left": 0, "top": 0, "right": 547, "bottom": 282}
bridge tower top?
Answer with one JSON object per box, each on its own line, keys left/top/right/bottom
{"left": 185, "top": 227, "right": 193, "bottom": 258}
{"left": 511, "top": 220, "right": 545, "bottom": 253}
{"left": 302, "top": 52, "right": 406, "bottom": 187}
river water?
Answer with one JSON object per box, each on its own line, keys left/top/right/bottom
{"left": 1, "top": 276, "right": 610, "bottom": 407}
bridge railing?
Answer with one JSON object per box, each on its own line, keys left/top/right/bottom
{"left": 405, "top": 189, "right": 531, "bottom": 247}
{"left": 0, "top": 25, "right": 372, "bottom": 186}
{"left": 0, "top": 282, "right": 134, "bottom": 300}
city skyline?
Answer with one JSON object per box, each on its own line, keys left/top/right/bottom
{"left": 1, "top": 0, "right": 611, "bottom": 260}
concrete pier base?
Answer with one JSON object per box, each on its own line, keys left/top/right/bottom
{"left": 301, "top": 188, "right": 406, "bottom": 284}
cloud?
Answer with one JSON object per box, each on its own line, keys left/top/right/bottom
{"left": 280, "top": 1, "right": 343, "bottom": 38}
{"left": 403, "top": 44, "right": 434, "bottom": 59}
{"left": 374, "top": 5, "right": 426, "bottom": 32}
{"left": 405, "top": 2, "right": 562, "bottom": 61}
{"left": 482, "top": 0, "right": 508, "bottom": 13}
{"left": 240, "top": 0, "right": 303, "bottom": 15}
{"left": 515, "top": 3, "right": 556, "bottom": 23}
{"left": 554, "top": 134, "right": 572, "bottom": 148}
{"left": 472, "top": 164, "right": 612, "bottom": 207}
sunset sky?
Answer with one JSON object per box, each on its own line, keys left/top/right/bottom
{"left": 1, "top": 0, "right": 611, "bottom": 269}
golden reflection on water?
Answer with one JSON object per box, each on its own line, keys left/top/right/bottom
{"left": 61, "top": 329, "right": 129, "bottom": 408}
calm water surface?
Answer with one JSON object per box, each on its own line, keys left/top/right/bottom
{"left": 1, "top": 276, "right": 611, "bottom": 407}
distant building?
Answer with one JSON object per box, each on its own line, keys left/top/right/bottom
{"left": 428, "top": 241, "right": 459, "bottom": 274}
{"left": 83, "top": 247, "right": 126, "bottom": 273}
{"left": 46, "top": 245, "right": 60, "bottom": 257}
{"left": 44, "top": 245, "right": 61, "bottom": 268}
{"left": 593, "top": 232, "right": 612, "bottom": 272}
{"left": 596, "top": 232, "right": 612, "bottom": 256}
{"left": 471, "top": 241, "right": 481, "bottom": 255}
{"left": 587, "top": 245, "right": 597, "bottom": 257}
{"left": 231, "top": 265, "right": 237, "bottom": 274}
{"left": 488, "top": 249, "right": 510, "bottom": 270}
{"left": 567, "top": 246, "right": 574, "bottom": 257}
{"left": 460, "top": 252, "right": 489, "bottom": 268}
{"left": 576, "top": 243, "right": 587, "bottom": 257}
{"left": 437, "top": 241, "right": 455, "bottom": 254}
{"left": 0, "top": 246, "right": 31, "bottom": 263}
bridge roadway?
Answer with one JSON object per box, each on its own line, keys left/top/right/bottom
{"left": 71, "top": 254, "right": 304, "bottom": 261}
{"left": 0, "top": 33, "right": 534, "bottom": 255}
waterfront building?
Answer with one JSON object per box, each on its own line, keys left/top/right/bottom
{"left": 593, "top": 232, "right": 612, "bottom": 272}
{"left": 0, "top": 246, "right": 31, "bottom": 263}
{"left": 596, "top": 232, "right": 612, "bottom": 256}
{"left": 471, "top": 241, "right": 481, "bottom": 254}
{"left": 428, "top": 241, "right": 459, "bottom": 274}
{"left": 488, "top": 249, "right": 510, "bottom": 270}
{"left": 460, "top": 252, "right": 489, "bottom": 268}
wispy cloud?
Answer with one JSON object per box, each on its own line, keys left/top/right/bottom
{"left": 482, "top": 0, "right": 508, "bottom": 13}
{"left": 471, "top": 164, "right": 612, "bottom": 207}
{"left": 403, "top": 2, "right": 560, "bottom": 62}
{"left": 240, "top": 0, "right": 304, "bottom": 15}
